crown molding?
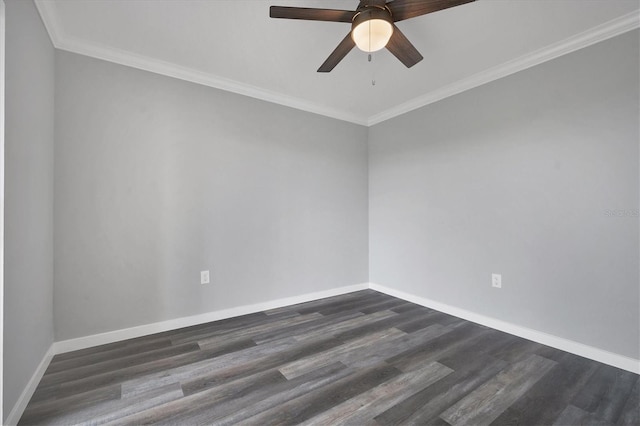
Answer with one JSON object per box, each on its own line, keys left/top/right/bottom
{"left": 368, "top": 10, "right": 640, "bottom": 126}
{"left": 33, "top": 0, "right": 368, "bottom": 126}
{"left": 35, "top": 1, "right": 638, "bottom": 128}
{"left": 34, "top": 0, "right": 62, "bottom": 47}
{"left": 60, "top": 38, "right": 369, "bottom": 126}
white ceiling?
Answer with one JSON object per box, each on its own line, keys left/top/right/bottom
{"left": 35, "top": 0, "right": 639, "bottom": 126}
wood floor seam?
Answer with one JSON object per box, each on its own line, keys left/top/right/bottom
{"left": 19, "top": 290, "right": 639, "bottom": 426}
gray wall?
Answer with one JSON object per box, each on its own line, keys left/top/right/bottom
{"left": 369, "top": 30, "right": 640, "bottom": 359}
{"left": 54, "top": 51, "right": 369, "bottom": 340}
{"left": 3, "top": 0, "right": 55, "bottom": 418}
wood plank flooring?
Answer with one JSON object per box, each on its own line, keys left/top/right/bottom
{"left": 19, "top": 290, "right": 639, "bottom": 425}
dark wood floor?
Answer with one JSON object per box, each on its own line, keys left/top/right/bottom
{"left": 20, "top": 290, "right": 639, "bottom": 425}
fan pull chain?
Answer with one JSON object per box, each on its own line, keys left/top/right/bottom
{"left": 368, "top": 20, "right": 376, "bottom": 86}
{"left": 369, "top": 53, "right": 376, "bottom": 86}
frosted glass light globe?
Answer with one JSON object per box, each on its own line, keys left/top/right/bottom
{"left": 351, "top": 7, "right": 394, "bottom": 53}
{"left": 352, "top": 18, "right": 394, "bottom": 52}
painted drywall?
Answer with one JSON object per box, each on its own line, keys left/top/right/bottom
{"left": 0, "top": 1, "right": 5, "bottom": 422}
{"left": 3, "top": 0, "right": 55, "bottom": 418}
{"left": 369, "top": 30, "right": 640, "bottom": 359}
{"left": 54, "top": 51, "right": 368, "bottom": 340}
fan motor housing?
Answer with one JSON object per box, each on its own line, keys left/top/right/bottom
{"left": 352, "top": 5, "right": 393, "bottom": 29}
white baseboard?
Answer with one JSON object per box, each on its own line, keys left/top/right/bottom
{"left": 4, "top": 344, "right": 55, "bottom": 426}
{"left": 6, "top": 284, "right": 368, "bottom": 423}
{"left": 53, "top": 283, "right": 369, "bottom": 354}
{"left": 9, "top": 281, "right": 638, "bottom": 424}
{"left": 369, "top": 282, "right": 640, "bottom": 374}
{"left": 48, "top": 281, "right": 640, "bottom": 375}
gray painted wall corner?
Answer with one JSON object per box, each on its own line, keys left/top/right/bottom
{"left": 3, "top": 0, "right": 55, "bottom": 418}
{"left": 369, "top": 30, "right": 640, "bottom": 359}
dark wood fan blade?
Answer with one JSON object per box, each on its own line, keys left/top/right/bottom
{"left": 318, "top": 32, "right": 356, "bottom": 72}
{"left": 270, "top": 6, "right": 354, "bottom": 22}
{"left": 386, "top": 24, "right": 423, "bottom": 68}
{"left": 387, "top": 0, "right": 475, "bottom": 22}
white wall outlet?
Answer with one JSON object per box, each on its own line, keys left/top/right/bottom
{"left": 200, "top": 270, "right": 210, "bottom": 285}
{"left": 492, "top": 273, "right": 502, "bottom": 288}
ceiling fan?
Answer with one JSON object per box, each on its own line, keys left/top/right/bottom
{"left": 270, "top": 0, "right": 476, "bottom": 72}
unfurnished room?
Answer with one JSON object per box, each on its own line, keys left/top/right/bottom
{"left": 1, "top": 0, "right": 639, "bottom": 425}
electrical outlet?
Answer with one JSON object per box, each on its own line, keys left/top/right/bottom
{"left": 492, "top": 273, "right": 502, "bottom": 288}
{"left": 200, "top": 270, "right": 210, "bottom": 285}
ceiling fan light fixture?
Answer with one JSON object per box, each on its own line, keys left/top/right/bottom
{"left": 270, "top": 0, "right": 476, "bottom": 71}
{"left": 351, "top": 8, "right": 393, "bottom": 53}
